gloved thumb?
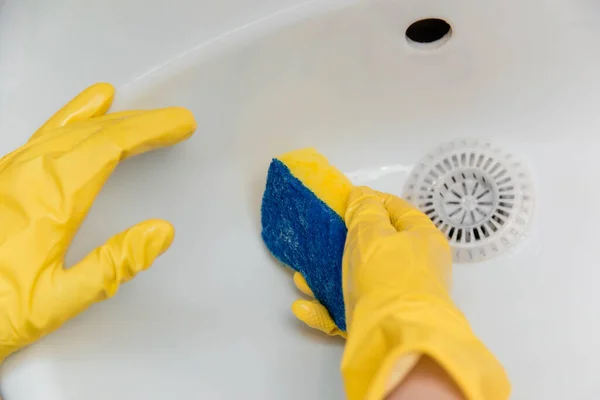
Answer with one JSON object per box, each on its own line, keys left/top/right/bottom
{"left": 57, "top": 219, "right": 174, "bottom": 318}
{"left": 291, "top": 299, "right": 346, "bottom": 338}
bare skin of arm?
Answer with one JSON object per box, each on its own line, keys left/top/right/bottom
{"left": 386, "top": 356, "right": 465, "bottom": 400}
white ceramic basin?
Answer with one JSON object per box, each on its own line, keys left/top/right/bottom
{"left": 1, "top": 0, "right": 600, "bottom": 398}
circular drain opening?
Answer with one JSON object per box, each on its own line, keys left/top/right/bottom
{"left": 403, "top": 140, "right": 535, "bottom": 263}
{"left": 405, "top": 18, "right": 452, "bottom": 49}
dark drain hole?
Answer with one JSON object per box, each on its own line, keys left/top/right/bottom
{"left": 406, "top": 18, "right": 451, "bottom": 44}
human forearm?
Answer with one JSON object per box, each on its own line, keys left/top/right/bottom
{"left": 386, "top": 356, "right": 465, "bottom": 400}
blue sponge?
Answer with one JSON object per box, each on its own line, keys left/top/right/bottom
{"left": 261, "top": 149, "right": 352, "bottom": 332}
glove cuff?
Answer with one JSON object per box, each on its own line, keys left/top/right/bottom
{"left": 341, "top": 294, "right": 511, "bottom": 400}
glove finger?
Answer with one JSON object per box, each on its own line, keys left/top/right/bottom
{"left": 53, "top": 107, "right": 197, "bottom": 229}
{"left": 345, "top": 186, "right": 398, "bottom": 239}
{"left": 293, "top": 272, "right": 315, "bottom": 297}
{"left": 55, "top": 219, "right": 174, "bottom": 319}
{"left": 4, "top": 110, "right": 147, "bottom": 170}
{"left": 82, "top": 106, "right": 196, "bottom": 161}
{"left": 346, "top": 187, "right": 439, "bottom": 237}
{"left": 292, "top": 299, "right": 346, "bottom": 338}
{"left": 30, "top": 83, "right": 115, "bottom": 142}
{"left": 26, "top": 111, "right": 146, "bottom": 154}
{"left": 91, "top": 110, "right": 145, "bottom": 122}
{"left": 377, "top": 191, "right": 440, "bottom": 233}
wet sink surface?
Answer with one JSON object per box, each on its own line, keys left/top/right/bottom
{"left": 1, "top": 0, "right": 600, "bottom": 399}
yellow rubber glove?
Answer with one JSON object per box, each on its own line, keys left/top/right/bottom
{"left": 341, "top": 187, "right": 510, "bottom": 400}
{"left": 0, "top": 83, "right": 196, "bottom": 361}
{"left": 292, "top": 272, "right": 346, "bottom": 338}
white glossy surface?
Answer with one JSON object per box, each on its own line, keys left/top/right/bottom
{"left": 1, "top": 0, "right": 600, "bottom": 398}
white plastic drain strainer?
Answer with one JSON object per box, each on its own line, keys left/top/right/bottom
{"left": 403, "top": 139, "right": 534, "bottom": 263}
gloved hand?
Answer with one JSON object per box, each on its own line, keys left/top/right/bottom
{"left": 0, "top": 83, "right": 196, "bottom": 361}
{"left": 339, "top": 187, "right": 510, "bottom": 400}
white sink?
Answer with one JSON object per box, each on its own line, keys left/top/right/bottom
{"left": 1, "top": 0, "right": 599, "bottom": 398}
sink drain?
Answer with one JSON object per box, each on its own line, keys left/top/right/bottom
{"left": 403, "top": 139, "right": 534, "bottom": 263}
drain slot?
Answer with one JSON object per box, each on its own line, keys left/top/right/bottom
{"left": 405, "top": 18, "right": 452, "bottom": 50}
{"left": 403, "top": 139, "right": 535, "bottom": 263}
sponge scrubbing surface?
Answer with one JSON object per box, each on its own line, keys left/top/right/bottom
{"left": 261, "top": 149, "right": 353, "bottom": 332}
